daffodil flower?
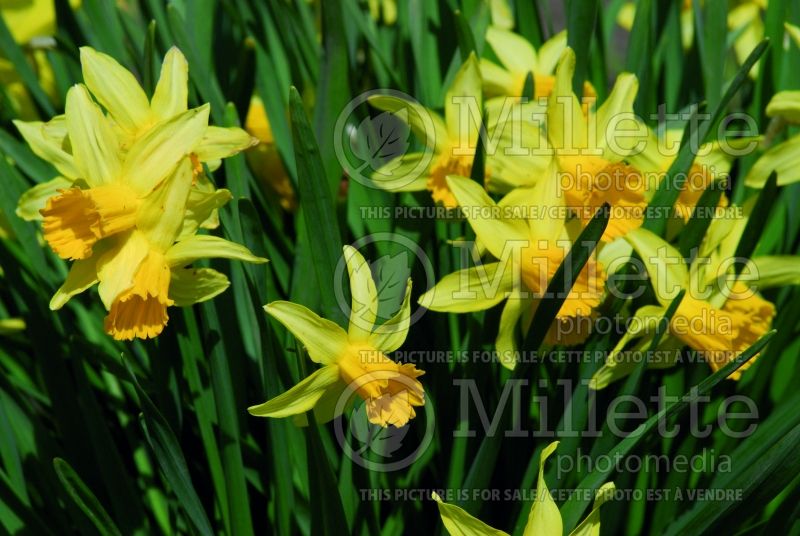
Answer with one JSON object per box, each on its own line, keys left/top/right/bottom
{"left": 480, "top": 27, "right": 596, "bottom": 103}
{"left": 728, "top": 0, "right": 767, "bottom": 79}
{"left": 546, "top": 48, "right": 648, "bottom": 242}
{"left": 434, "top": 441, "right": 615, "bottom": 536}
{"left": 249, "top": 246, "right": 424, "bottom": 428}
{"left": 244, "top": 95, "right": 297, "bottom": 211}
{"left": 13, "top": 47, "right": 266, "bottom": 340}
{"left": 592, "top": 226, "right": 775, "bottom": 388}
{"left": 368, "top": 53, "right": 548, "bottom": 206}
{"left": 419, "top": 173, "right": 606, "bottom": 369}
{"left": 745, "top": 33, "right": 800, "bottom": 189}
{"left": 15, "top": 46, "right": 255, "bottom": 224}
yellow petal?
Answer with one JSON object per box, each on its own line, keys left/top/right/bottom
{"left": 522, "top": 441, "right": 562, "bottom": 536}
{"left": 80, "top": 47, "right": 151, "bottom": 133}
{"left": 419, "top": 261, "right": 513, "bottom": 313}
{"left": 490, "top": 0, "right": 513, "bottom": 30}
{"left": 445, "top": 175, "right": 529, "bottom": 259}
{"left": 137, "top": 158, "right": 194, "bottom": 250}
{"left": 49, "top": 257, "right": 99, "bottom": 310}
{"left": 568, "top": 482, "right": 615, "bottom": 536}
{"left": 164, "top": 235, "right": 267, "bottom": 267}
{"left": 368, "top": 95, "right": 449, "bottom": 153}
{"left": 370, "top": 152, "right": 431, "bottom": 192}
{"left": 343, "top": 245, "right": 379, "bottom": 341}
{"left": 264, "top": 301, "right": 348, "bottom": 365}
{"left": 479, "top": 59, "right": 517, "bottom": 97}
{"left": 123, "top": 104, "right": 210, "bottom": 195}
{"left": 486, "top": 26, "right": 538, "bottom": 77}
{"left": 168, "top": 267, "right": 230, "bottom": 306}
{"left": 432, "top": 492, "right": 509, "bottom": 536}
{"left": 750, "top": 256, "right": 800, "bottom": 288}
{"left": 65, "top": 85, "right": 121, "bottom": 186}
{"left": 623, "top": 228, "right": 689, "bottom": 307}
{"left": 150, "top": 47, "right": 189, "bottom": 120}
{"left": 13, "top": 120, "right": 79, "bottom": 180}
{"left": 178, "top": 186, "right": 233, "bottom": 240}
{"left": 445, "top": 53, "right": 483, "bottom": 147}
{"left": 193, "top": 126, "right": 257, "bottom": 162}
{"left": 369, "top": 279, "right": 412, "bottom": 353}
{"left": 596, "top": 73, "right": 639, "bottom": 158}
{"left": 96, "top": 231, "right": 151, "bottom": 310}
{"left": 247, "top": 365, "right": 341, "bottom": 417}
{"left": 16, "top": 176, "right": 71, "bottom": 221}
{"left": 547, "top": 48, "right": 587, "bottom": 150}
{"left": 496, "top": 288, "right": 531, "bottom": 370}
{"left": 786, "top": 22, "right": 800, "bottom": 49}
{"left": 537, "top": 31, "right": 568, "bottom": 75}
{"left": 744, "top": 135, "right": 800, "bottom": 187}
{"left": 765, "top": 91, "right": 800, "bottom": 123}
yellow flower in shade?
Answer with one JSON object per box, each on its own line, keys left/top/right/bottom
{"left": 14, "top": 47, "right": 266, "bottom": 340}
{"left": 368, "top": 53, "right": 549, "bottom": 206}
{"left": 367, "top": 0, "right": 396, "bottom": 25}
{"left": 0, "top": 0, "right": 78, "bottom": 119}
{"left": 248, "top": 246, "right": 424, "bottom": 428}
{"left": 546, "top": 48, "right": 648, "bottom": 242}
{"left": 480, "top": 28, "right": 596, "bottom": 102}
{"left": 434, "top": 441, "right": 615, "bottom": 536}
{"left": 244, "top": 95, "right": 297, "bottom": 211}
{"left": 419, "top": 172, "right": 606, "bottom": 369}
{"left": 597, "top": 227, "right": 774, "bottom": 383}
{"left": 728, "top": 0, "right": 767, "bottom": 79}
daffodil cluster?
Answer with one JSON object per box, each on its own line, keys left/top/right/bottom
{"left": 14, "top": 47, "right": 266, "bottom": 340}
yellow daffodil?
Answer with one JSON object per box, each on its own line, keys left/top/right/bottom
{"left": 0, "top": 0, "right": 78, "bottom": 119}
{"left": 244, "top": 95, "right": 297, "bottom": 211}
{"left": 249, "top": 246, "right": 424, "bottom": 428}
{"left": 419, "top": 172, "right": 606, "bottom": 368}
{"left": 480, "top": 28, "right": 596, "bottom": 102}
{"left": 745, "top": 49, "right": 800, "bottom": 188}
{"left": 14, "top": 47, "right": 265, "bottom": 340}
{"left": 728, "top": 0, "right": 767, "bottom": 79}
{"left": 593, "top": 226, "right": 774, "bottom": 387}
{"left": 546, "top": 48, "right": 648, "bottom": 242}
{"left": 368, "top": 53, "right": 548, "bottom": 206}
{"left": 434, "top": 441, "right": 615, "bottom": 536}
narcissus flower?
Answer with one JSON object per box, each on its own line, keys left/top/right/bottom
{"left": 419, "top": 173, "right": 606, "bottom": 368}
{"left": 618, "top": 0, "right": 695, "bottom": 50}
{"left": 728, "top": 0, "right": 767, "bottom": 79}
{"left": 434, "top": 441, "right": 615, "bottom": 536}
{"left": 244, "top": 95, "right": 297, "bottom": 211}
{"left": 480, "top": 28, "right": 595, "bottom": 102}
{"left": 14, "top": 46, "right": 265, "bottom": 340}
{"left": 368, "top": 53, "right": 548, "bottom": 207}
{"left": 545, "top": 48, "right": 648, "bottom": 242}
{"left": 593, "top": 227, "right": 774, "bottom": 386}
{"left": 249, "top": 246, "right": 424, "bottom": 428}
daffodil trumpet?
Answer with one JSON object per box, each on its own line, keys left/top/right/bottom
{"left": 249, "top": 246, "right": 424, "bottom": 428}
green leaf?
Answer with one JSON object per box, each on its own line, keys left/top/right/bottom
{"left": 53, "top": 458, "right": 122, "bottom": 536}
{"left": 290, "top": 86, "right": 346, "bottom": 325}
{"left": 559, "top": 330, "right": 777, "bottom": 531}
{"left": 125, "top": 362, "right": 214, "bottom": 536}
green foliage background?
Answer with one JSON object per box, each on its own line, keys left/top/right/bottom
{"left": 0, "top": 0, "right": 799, "bottom": 534}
